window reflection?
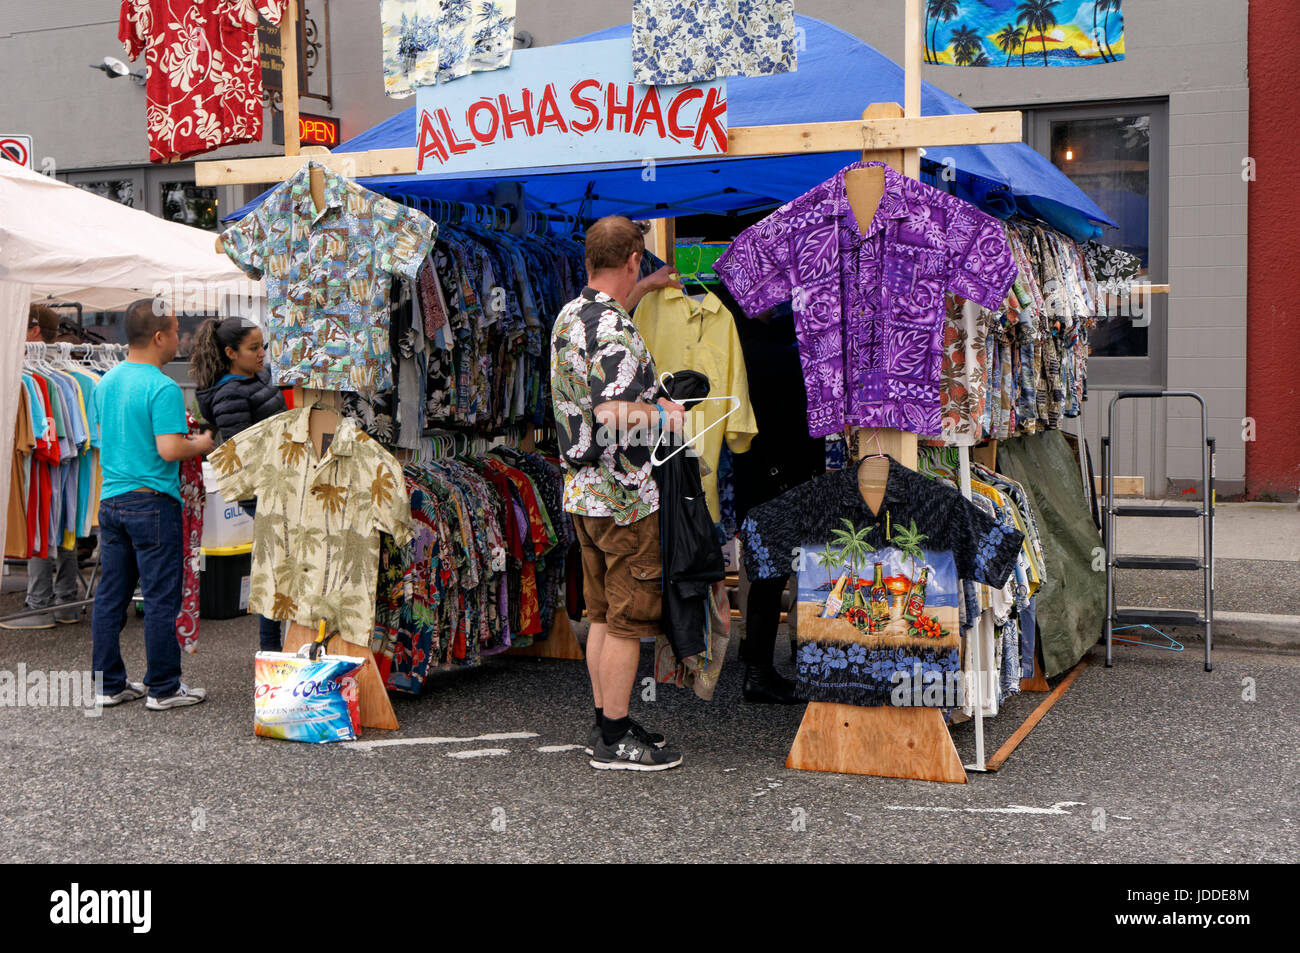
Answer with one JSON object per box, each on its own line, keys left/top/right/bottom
{"left": 1051, "top": 115, "right": 1151, "bottom": 357}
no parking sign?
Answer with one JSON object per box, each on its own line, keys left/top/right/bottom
{"left": 0, "top": 134, "right": 33, "bottom": 169}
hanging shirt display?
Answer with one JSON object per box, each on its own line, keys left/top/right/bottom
{"left": 632, "top": 0, "right": 798, "bottom": 86}
{"left": 715, "top": 160, "right": 1018, "bottom": 439}
{"left": 1084, "top": 239, "right": 1142, "bottom": 295}
{"left": 740, "top": 457, "right": 1023, "bottom": 707}
{"left": 209, "top": 405, "right": 416, "bottom": 647}
{"left": 220, "top": 162, "right": 437, "bottom": 392}
{"left": 925, "top": 1, "right": 1126, "bottom": 67}
{"left": 633, "top": 287, "right": 758, "bottom": 522}
{"left": 382, "top": 0, "right": 517, "bottom": 96}
{"left": 118, "top": 0, "right": 288, "bottom": 163}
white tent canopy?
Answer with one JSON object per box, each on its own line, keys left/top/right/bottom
{"left": 0, "top": 159, "right": 257, "bottom": 560}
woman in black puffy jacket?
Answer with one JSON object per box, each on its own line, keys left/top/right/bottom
{"left": 191, "top": 317, "right": 287, "bottom": 651}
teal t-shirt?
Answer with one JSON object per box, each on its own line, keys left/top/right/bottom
{"left": 93, "top": 362, "right": 188, "bottom": 502}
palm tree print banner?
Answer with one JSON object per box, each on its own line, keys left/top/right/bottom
{"left": 925, "top": 0, "right": 1124, "bottom": 67}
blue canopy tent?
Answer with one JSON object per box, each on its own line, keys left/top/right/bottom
{"left": 227, "top": 16, "right": 1115, "bottom": 239}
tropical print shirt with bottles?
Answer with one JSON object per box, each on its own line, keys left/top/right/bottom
{"left": 210, "top": 405, "right": 415, "bottom": 647}
{"left": 740, "top": 456, "right": 1024, "bottom": 706}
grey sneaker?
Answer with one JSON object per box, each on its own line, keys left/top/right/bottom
{"left": 585, "top": 718, "right": 668, "bottom": 756}
{"left": 146, "top": 683, "right": 207, "bottom": 710}
{"left": 0, "top": 610, "right": 55, "bottom": 630}
{"left": 54, "top": 608, "right": 80, "bottom": 625}
{"left": 589, "top": 730, "right": 683, "bottom": 771}
{"left": 96, "top": 681, "right": 146, "bottom": 707}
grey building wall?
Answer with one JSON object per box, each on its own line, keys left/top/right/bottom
{"left": 2, "top": 0, "right": 1247, "bottom": 491}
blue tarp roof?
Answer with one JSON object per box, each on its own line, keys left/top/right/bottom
{"left": 228, "top": 16, "right": 1115, "bottom": 238}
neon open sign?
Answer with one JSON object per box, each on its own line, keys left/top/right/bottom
{"left": 299, "top": 114, "right": 340, "bottom": 147}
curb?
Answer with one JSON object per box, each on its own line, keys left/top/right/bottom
{"left": 1149, "top": 612, "right": 1300, "bottom": 652}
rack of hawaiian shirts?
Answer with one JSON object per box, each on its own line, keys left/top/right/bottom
{"left": 341, "top": 201, "right": 590, "bottom": 447}
{"left": 6, "top": 343, "right": 123, "bottom": 563}
{"left": 373, "top": 437, "right": 575, "bottom": 694}
{"left": 916, "top": 446, "right": 1046, "bottom": 717}
{"left": 929, "top": 221, "right": 1141, "bottom": 449}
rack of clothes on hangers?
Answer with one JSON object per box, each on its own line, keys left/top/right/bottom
{"left": 373, "top": 430, "right": 579, "bottom": 694}
{"left": 915, "top": 444, "right": 1047, "bottom": 715}
{"left": 6, "top": 343, "right": 124, "bottom": 561}
{"left": 341, "top": 197, "right": 592, "bottom": 447}
{"left": 930, "top": 221, "right": 1141, "bottom": 448}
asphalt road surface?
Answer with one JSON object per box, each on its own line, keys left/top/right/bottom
{"left": 1, "top": 606, "right": 1295, "bottom": 863}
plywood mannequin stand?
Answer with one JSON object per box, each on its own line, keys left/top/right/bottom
{"left": 281, "top": 386, "right": 402, "bottom": 730}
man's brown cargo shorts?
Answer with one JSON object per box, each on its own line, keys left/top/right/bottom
{"left": 572, "top": 513, "right": 662, "bottom": 639}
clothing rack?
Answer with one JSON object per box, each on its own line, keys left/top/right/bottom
{"left": 394, "top": 431, "right": 585, "bottom": 664}
{"left": 393, "top": 194, "right": 587, "bottom": 235}
{"left": 1, "top": 343, "right": 126, "bottom": 623}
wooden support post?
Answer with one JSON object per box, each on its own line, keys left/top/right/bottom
{"left": 786, "top": 5, "right": 967, "bottom": 781}
{"left": 646, "top": 218, "right": 676, "bottom": 268}
{"left": 281, "top": 0, "right": 301, "bottom": 157}
{"left": 507, "top": 611, "right": 586, "bottom": 661}
{"left": 282, "top": 622, "right": 399, "bottom": 731}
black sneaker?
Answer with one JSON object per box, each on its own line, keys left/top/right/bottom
{"left": 585, "top": 718, "right": 668, "bottom": 756}
{"left": 589, "top": 730, "right": 683, "bottom": 771}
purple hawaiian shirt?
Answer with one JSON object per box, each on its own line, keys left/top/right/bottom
{"left": 715, "top": 161, "right": 1017, "bottom": 437}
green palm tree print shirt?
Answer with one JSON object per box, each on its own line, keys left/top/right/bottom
{"left": 211, "top": 405, "right": 416, "bottom": 647}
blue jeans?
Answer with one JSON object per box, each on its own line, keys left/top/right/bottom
{"left": 92, "top": 491, "right": 183, "bottom": 698}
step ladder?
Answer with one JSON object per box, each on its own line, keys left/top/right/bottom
{"left": 1101, "top": 391, "right": 1215, "bottom": 672}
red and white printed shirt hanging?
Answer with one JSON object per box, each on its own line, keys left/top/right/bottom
{"left": 119, "top": 0, "right": 288, "bottom": 163}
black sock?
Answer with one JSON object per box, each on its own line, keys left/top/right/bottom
{"left": 602, "top": 715, "right": 630, "bottom": 746}
{"left": 594, "top": 706, "right": 603, "bottom": 728}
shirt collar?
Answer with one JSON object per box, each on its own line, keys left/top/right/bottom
{"left": 660, "top": 285, "right": 725, "bottom": 315}
{"left": 292, "top": 161, "right": 346, "bottom": 223}
{"left": 837, "top": 160, "right": 910, "bottom": 238}
{"left": 581, "top": 286, "right": 632, "bottom": 319}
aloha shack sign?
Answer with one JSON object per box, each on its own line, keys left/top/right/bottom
{"left": 415, "top": 39, "right": 728, "bottom": 174}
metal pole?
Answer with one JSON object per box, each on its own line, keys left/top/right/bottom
{"left": 958, "top": 445, "right": 986, "bottom": 771}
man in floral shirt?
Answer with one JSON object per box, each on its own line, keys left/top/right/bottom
{"left": 550, "top": 216, "right": 686, "bottom": 771}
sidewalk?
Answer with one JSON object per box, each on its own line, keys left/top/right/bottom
{"left": 1113, "top": 502, "right": 1300, "bottom": 651}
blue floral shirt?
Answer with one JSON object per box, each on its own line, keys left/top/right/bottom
{"left": 382, "top": 0, "right": 517, "bottom": 96}
{"left": 632, "top": 0, "right": 798, "bottom": 86}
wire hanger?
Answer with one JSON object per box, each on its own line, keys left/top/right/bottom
{"left": 650, "top": 370, "right": 740, "bottom": 467}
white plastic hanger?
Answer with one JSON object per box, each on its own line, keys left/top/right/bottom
{"left": 650, "top": 370, "right": 741, "bottom": 467}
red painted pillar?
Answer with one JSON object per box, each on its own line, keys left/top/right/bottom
{"left": 1246, "top": 0, "right": 1300, "bottom": 499}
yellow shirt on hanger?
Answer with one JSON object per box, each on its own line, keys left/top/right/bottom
{"left": 634, "top": 286, "right": 758, "bottom": 523}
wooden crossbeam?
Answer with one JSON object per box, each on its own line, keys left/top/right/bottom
{"left": 195, "top": 112, "right": 1022, "bottom": 187}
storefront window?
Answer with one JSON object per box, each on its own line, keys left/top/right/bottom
{"left": 162, "top": 182, "right": 219, "bottom": 230}
{"left": 75, "top": 180, "right": 135, "bottom": 206}
{"left": 1049, "top": 114, "right": 1151, "bottom": 357}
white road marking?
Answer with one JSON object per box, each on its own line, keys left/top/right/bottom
{"left": 536, "top": 744, "right": 584, "bottom": 753}
{"left": 885, "top": 801, "right": 1087, "bottom": 816}
{"left": 344, "top": 731, "right": 538, "bottom": 752}
{"left": 445, "top": 748, "right": 511, "bottom": 759}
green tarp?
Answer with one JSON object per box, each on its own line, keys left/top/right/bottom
{"left": 996, "top": 430, "right": 1104, "bottom": 677}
